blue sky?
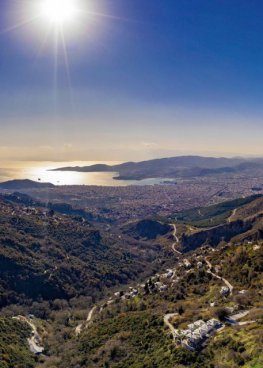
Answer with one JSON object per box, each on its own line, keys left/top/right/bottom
{"left": 1, "top": 0, "right": 263, "bottom": 161}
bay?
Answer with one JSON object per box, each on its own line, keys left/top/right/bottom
{"left": 0, "top": 161, "right": 175, "bottom": 186}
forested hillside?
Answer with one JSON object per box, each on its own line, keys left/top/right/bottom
{"left": 0, "top": 197, "right": 165, "bottom": 308}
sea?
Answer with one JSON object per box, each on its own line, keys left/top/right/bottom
{"left": 0, "top": 161, "right": 175, "bottom": 187}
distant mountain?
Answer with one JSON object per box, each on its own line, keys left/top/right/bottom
{"left": 0, "top": 179, "right": 55, "bottom": 189}
{"left": 51, "top": 155, "right": 263, "bottom": 180}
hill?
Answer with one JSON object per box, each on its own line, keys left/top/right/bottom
{"left": 0, "top": 196, "right": 166, "bottom": 308}
{"left": 51, "top": 155, "right": 263, "bottom": 180}
{"left": 0, "top": 179, "right": 55, "bottom": 190}
{"left": 175, "top": 194, "right": 263, "bottom": 228}
{"left": 179, "top": 194, "right": 263, "bottom": 251}
{"left": 122, "top": 219, "right": 172, "bottom": 240}
{"left": 230, "top": 195, "right": 263, "bottom": 221}
{"left": 35, "top": 239, "right": 263, "bottom": 368}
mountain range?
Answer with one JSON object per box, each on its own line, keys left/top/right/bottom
{"left": 51, "top": 155, "right": 263, "bottom": 180}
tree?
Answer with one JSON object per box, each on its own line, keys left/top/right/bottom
{"left": 214, "top": 307, "right": 230, "bottom": 321}
{"left": 178, "top": 305, "right": 185, "bottom": 315}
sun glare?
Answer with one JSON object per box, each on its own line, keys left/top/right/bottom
{"left": 40, "top": 0, "right": 78, "bottom": 26}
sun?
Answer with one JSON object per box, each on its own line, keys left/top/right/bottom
{"left": 40, "top": 0, "right": 78, "bottom": 26}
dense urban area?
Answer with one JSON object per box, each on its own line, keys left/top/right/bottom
{"left": 10, "top": 174, "right": 263, "bottom": 224}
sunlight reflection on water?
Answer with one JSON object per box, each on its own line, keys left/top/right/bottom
{"left": 0, "top": 161, "right": 173, "bottom": 186}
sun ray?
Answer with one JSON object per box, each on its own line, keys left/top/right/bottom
{"left": 59, "top": 28, "right": 75, "bottom": 109}
{"left": 0, "top": 16, "right": 40, "bottom": 35}
{"left": 53, "top": 28, "right": 59, "bottom": 111}
{"left": 34, "top": 25, "right": 53, "bottom": 59}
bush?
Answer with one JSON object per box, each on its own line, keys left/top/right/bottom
{"left": 214, "top": 307, "right": 230, "bottom": 321}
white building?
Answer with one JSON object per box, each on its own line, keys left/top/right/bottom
{"left": 220, "top": 286, "right": 230, "bottom": 296}
{"left": 180, "top": 318, "right": 222, "bottom": 351}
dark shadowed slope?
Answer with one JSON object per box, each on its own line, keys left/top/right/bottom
{"left": 0, "top": 196, "right": 164, "bottom": 308}
{"left": 0, "top": 179, "right": 55, "bottom": 189}
{"left": 123, "top": 219, "right": 173, "bottom": 240}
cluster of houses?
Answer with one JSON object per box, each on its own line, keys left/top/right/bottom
{"left": 105, "top": 256, "right": 206, "bottom": 307}
{"left": 178, "top": 318, "right": 222, "bottom": 350}
{"left": 105, "top": 268, "right": 177, "bottom": 307}
{"left": 112, "top": 287, "right": 139, "bottom": 301}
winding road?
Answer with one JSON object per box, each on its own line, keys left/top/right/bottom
{"left": 171, "top": 224, "right": 182, "bottom": 255}
{"left": 75, "top": 224, "right": 182, "bottom": 338}
{"left": 13, "top": 316, "right": 44, "bottom": 354}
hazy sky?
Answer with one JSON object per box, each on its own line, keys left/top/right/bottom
{"left": 1, "top": 0, "right": 263, "bottom": 161}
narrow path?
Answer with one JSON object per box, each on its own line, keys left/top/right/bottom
{"left": 163, "top": 313, "right": 179, "bottom": 338}
{"left": 228, "top": 208, "right": 237, "bottom": 223}
{"left": 226, "top": 310, "right": 256, "bottom": 326}
{"left": 205, "top": 258, "right": 212, "bottom": 269}
{"left": 75, "top": 306, "right": 96, "bottom": 336}
{"left": 237, "top": 320, "right": 256, "bottom": 326}
{"left": 75, "top": 323, "right": 82, "bottom": 336}
{"left": 86, "top": 306, "right": 97, "bottom": 323}
{"left": 205, "top": 258, "right": 233, "bottom": 295}
{"left": 228, "top": 310, "right": 249, "bottom": 322}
